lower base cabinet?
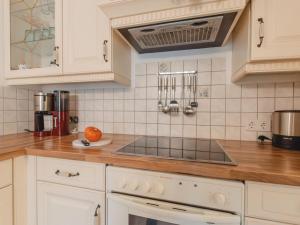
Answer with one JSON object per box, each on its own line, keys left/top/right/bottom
{"left": 245, "top": 218, "right": 289, "bottom": 225}
{"left": 0, "top": 185, "right": 13, "bottom": 225}
{"left": 37, "top": 181, "right": 105, "bottom": 225}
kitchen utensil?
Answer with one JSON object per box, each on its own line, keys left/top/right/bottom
{"left": 169, "top": 76, "right": 179, "bottom": 113}
{"left": 190, "top": 75, "right": 198, "bottom": 108}
{"left": 157, "top": 76, "right": 163, "bottom": 110}
{"left": 183, "top": 75, "right": 195, "bottom": 115}
{"left": 162, "top": 76, "right": 170, "bottom": 113}
{"left": 81, "top": 139, "right": 90, "bottom": 146}
{"left": 272, "top": 110, "right": 300, "bottom": 150}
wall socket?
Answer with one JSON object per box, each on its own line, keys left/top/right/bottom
{"left": 247, "top": 119, "right": 271, "bottom": 132}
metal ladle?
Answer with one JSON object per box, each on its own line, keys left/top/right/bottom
{"left": 162, "top": 76, "right": 170, "bottom": 113}
{"left": 183, "top": 74, "right": 195, "bottom": 115}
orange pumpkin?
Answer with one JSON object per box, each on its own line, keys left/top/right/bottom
{"left": 84, "top": 127, "right": 102, "bottom": 142}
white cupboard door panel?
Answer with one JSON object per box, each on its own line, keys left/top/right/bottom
{"left": 37, "top": 182, "right": 105, "bottom": 225}
{"left": 0, "top": 159, "right": 12, "bottom": 189}
{"left": 63, "top": 0, "right": 111, "bottom": 74}
{"left": 4, "top": 0, "right": 63, "bottom": 78}
{"left": 246, "top": 182, "right": 300, "bottom": 225}
{"left": 245, "top": 218, "right": 289, "bottom": 225}
{"left": 0, "top": 186, "right": 13, "bottom": 225}
{"left": 251, "top": 0, "right": 300, "bottom": 60}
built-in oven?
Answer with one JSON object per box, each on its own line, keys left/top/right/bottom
{"left": 107, "top": 193, "right": 240, "bottom": 225}
{"left": 107, "top": 166, "right": 244, "bottom": 225}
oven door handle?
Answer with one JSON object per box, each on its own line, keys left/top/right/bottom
{"left": 108, "top": 193, "right": 240, "bottom": 224}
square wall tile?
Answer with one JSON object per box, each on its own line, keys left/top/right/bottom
{"left": 147, "top": 62, "right": 158, "bottom": 75}
{"left": 211, "top": 85, "right": 225, "bottom": 98}
{"left": 242, "top": 84, "right": 257, "bottom": 98}
{"left": 275, "top": 98, "right": 293, "bottom": 110}
{"left": 226, "top": 84, "right": 241, "bottom": 98}
{"left": 226, "top": 99, "right": 241, "bottom": 112}
{"left": 258, "top": 98, "right": 274, "bottom": 112}
{"left": 241, "top": 98, "right": 257, "bottom": 113}
{"left": 197, "top": 72, "right": 211, "bottom": 85}
{"left": 211, "top": 99, "right": 225, "bottom": 112}
{"left": 136, "top": 63, "right": 147, "bottom": 75}
{"left": 211, "top": 71, "right": 226, "bottom": 85}
{"left": 197, "top": 126, "right": 211, "bottom": 139}
{"left": 198, "top": 58, "right": 211, "bottom": 72}
{"left": 212, "top": 57, "right": 226, "bottom": 71}
{"left": 258, "top": 83, "right": 275, "bottom": 97}
{"left": 226, "top": 113, "right": 241, "bottom": 126}
{"left": 275, "top": 83, "right": 293, "bottom": 97}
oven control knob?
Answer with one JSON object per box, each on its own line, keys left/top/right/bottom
{"left": 140, "top": 182, "right": 151, "bottom": 193}
{"left": 212, "top": 193, "right": 226, "bottom": 205}
{"left": 118, "top": 179, "right": 127, "bottom": 189}
{"left": 129, "top": 180, "right": 139, "bottom": 191}
{"left": 154, "top": 183, "right": 165, "bottom": 195}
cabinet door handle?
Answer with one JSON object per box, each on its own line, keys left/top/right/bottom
{"left": 50, "top": 46, "right": 60, "bottom": 66}
{"left": 94, "top": 204, "right": 101, "bottom": 225}
{"left": 257, "top": 18, "right": 264, "bottom": 48}
{"left": 55, "top": 170, "right": 80, "bottom": 177}
{"left": 103, "top": 40, "right": 108, "bottom": 62}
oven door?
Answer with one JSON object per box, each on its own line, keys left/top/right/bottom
{"left": 107, "top": 193, "right": 241, "bottom": 225}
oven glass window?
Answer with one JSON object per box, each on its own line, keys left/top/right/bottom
{"left": 129, "top": 215, "right": 178, "bottom": 225}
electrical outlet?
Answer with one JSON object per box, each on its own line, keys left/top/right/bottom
{"left": 246, "top": 120, "right": 257, "bottom": 131}
{"left": 257, "top": 119, "right": 271, "bottom": 131}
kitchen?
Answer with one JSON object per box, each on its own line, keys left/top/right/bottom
{"left": 1, "top": 0, "right": 300, "bottom": 225}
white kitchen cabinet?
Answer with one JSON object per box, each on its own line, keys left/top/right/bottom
{"left": 0, "top": 159, "right": 12, "bottom": 188}
{"left": 3, "top": 0, "right": 63, "bottom": 79}
{"left": 4, "top": 0, "right": 132, "bottom": 86}
{"left": 246, "top": 181, "right": 300, "bottom": 225}
{"left": 63, "top": 0, "right": 111, "bottom": 74}
{"left": 251, "top": 0, "right": 300, "bottom": 61}
{"left": 232, "top": 0, "right": 300, "bottom": 83}
{"left": 0, "top": 186, "right": 13, "bottom": 225}
{"left": 37, "top": 181, "right": 105, "bottom": 225}
{"left": 245, "top": 218, "right": 289, "bottom": 225}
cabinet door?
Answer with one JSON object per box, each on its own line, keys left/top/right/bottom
{"left": 251, "top": 0, "right": 300, "bottom": 60}
{"left": 245, "top": 218, "right": 289, "bottom": 225}
{"left": 4, "top": 0, "right": 63, "bottom": 78}
{"left": 0, "top": 186, "right": 13, "bottom": 225}
{"left": 63, "top": 0, "right": 111, "bottom": 74}
{"left": 37, "top": 182, "right": 105, "bottom": 225}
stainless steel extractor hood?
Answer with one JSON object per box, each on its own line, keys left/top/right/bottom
{"left": 99, "top": 0, "right": 248, "bottom": 53}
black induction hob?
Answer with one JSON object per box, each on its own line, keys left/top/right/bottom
{"left": 116, "top": 136, "right": 237, "bottom": 166}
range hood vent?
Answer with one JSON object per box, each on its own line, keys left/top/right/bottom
{"left": 119, "top": 13, "right": 237, "bottom": 54}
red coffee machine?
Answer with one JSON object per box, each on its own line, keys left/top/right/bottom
{"left": 52, "top": 90, "right": 70, "bottom": 136}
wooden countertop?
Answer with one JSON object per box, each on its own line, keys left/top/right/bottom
{"left": 1, "top": 133, "right": 300, "bottom": 186}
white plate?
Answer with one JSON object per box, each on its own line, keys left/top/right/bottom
{"left": 72, "top": 137, "right": 112, "bottom": 148}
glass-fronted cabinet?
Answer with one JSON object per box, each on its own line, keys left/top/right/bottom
{"left": 4, "top": 0, "right": 62, "bottom": 78}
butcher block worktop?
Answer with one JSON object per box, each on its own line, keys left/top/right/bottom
{"left": 1, "top": 133, "right": 300, "bottom": 186}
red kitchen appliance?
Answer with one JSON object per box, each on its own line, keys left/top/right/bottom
{"left": 52, "top": 90, "right": 70, "bottom": 136}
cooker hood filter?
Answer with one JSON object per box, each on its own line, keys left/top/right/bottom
{"left": 119, "top": 13, "right": 237, "bottom": 54}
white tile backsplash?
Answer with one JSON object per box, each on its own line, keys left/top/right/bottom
{"left": 41, "top": 56, "right": 300, "bottom": 142}
{"left": 0, "top": 86, "right": 34, "bottom": 135}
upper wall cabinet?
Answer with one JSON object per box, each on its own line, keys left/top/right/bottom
{"left": 4, "top": 0, "right": 63, "bottom": 78}
{"left": 63, "top": 0, "right": 111, "bottom": 74}
{"left": 4, "top": 0, "right": 131, "bottom": 86}
{"left": 232, "top": 0, "right": 300, "bottom": 83}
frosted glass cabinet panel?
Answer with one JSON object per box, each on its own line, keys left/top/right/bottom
{"left": 4, "top": 0, "right": 62, "bottom": 78}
